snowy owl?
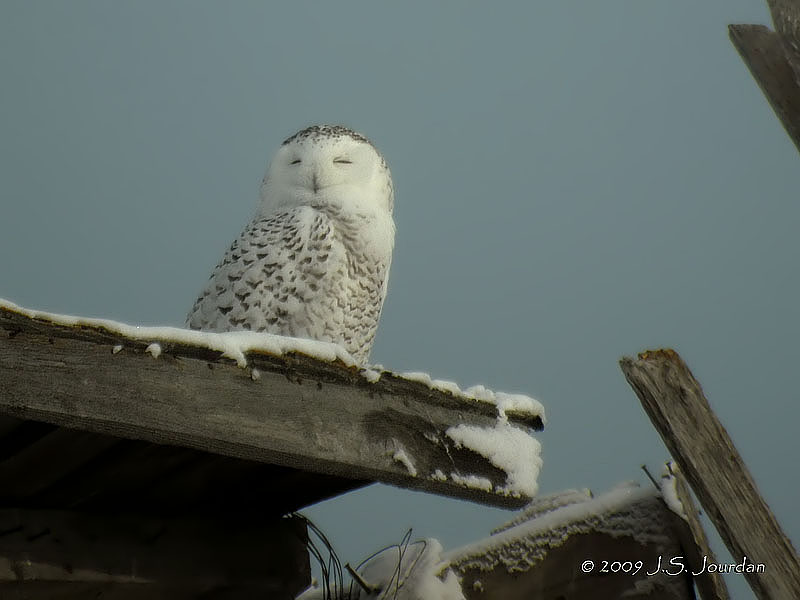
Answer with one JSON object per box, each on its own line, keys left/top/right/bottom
{"left": 186, "top": 125, "right": 395, "bottom": 364}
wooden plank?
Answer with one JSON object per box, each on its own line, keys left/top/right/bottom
{"left": 620, "top": 349, "right": 800, "bottom": 600}
{"left": 447, "top": 485, "right": 693, "bottom": 600}
{"left": 0, "top": 306, "right": 541, "bottom": 509}
{"left": 0, "top": 509, "right": 309, "bottom": 599}
{"left": 661, "top": 463, "right": 730, "bottom": 600}
{"left": 729, "top": 23, "right": 800, "bottom": 153}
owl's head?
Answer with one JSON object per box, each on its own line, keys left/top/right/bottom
{"left": 259, "top": 125, "right": 393, "bottom": 216}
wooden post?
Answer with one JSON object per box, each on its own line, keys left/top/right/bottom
{"left": 729, "top": 0, "right": 800, "bottom": 153}
{"left": 620, "top": 349, "right": 800, "bottom": 600}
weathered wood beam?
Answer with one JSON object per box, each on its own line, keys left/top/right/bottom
{"left": 729, "top": 17, "right": 800, "bottom": 153}
{"left": 765, "top": 0, "right": 800, "bottom": 77}
{"left": 0, "top": 306, "right": 541, "bottom": 509}
{"left": 620, "top": 349, "right": 800, "bottom": 600}
{"left": 0, "top": 509, "right": 308, "bottom": 599}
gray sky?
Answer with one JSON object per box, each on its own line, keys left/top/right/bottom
{"left": 1, "top": 2, "right": 797, "bottom": 597}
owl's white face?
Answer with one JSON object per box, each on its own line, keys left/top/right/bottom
{"left": 259, "top": 125, "right": 393, "bottom": 217}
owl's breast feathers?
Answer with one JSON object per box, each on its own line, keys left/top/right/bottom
{"left": 186, "top": 205, "right": 392, "bottom": 363}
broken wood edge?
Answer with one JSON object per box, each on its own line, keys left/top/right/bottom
{"left": 620, "top": 348, "right": 800, "bottom": 600}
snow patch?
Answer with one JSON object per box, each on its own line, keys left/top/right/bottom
{"left": 428, "top": 378, "right": 462, "bottom": 396}
{"left": 660, "top": 463, "right": 687, "bottom": 520}
{"left": 112, "top": 344, "right": 123, "bottom": 354}
{"left": 145, "top": 343, "right": 162, "bottom": 359}
{"left": 445, "top": 484, "right": 672, "bottom": 574}
{"left": 430, "top": 469, "right": 447, "bottom": 482}
{"left": 446, "top": 419, "right": 542, "bottom": 497}
{"left": 362, "top": 368, "right": 381, "bottom": 383}
{"left": 449, "top": 473, "right": 493, "bottom": 492}
{"left": 399, "top": 371, "right": 433, "bottom": 385}
{"left": 0, "top": 298, "right": 356, "bottom": 368}
{"left": 399, "top": 375, "right": 545, "bottom": 425}
{"left": 494, "top": 488, "right": 593, "bottom": 533}
{"left": 494, "top": 392, "right": 542, "bottom": 420}
{"left": 358, "top": 538, "right": 465, "bottom": 600}
{"left": 392, "top": 448, "right": 417, "bottom": 477}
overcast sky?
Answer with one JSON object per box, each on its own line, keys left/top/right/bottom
{"left": 1, "top": 2, "right": 797, "bottom": 597}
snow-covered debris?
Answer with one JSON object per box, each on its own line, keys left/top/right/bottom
{"left": 444, "top": 483, "right": 672, "bottom": 575}
{"left": 297, "top": 538, "right": 465, "bottom": 600}
{"left": 145, "top": 343, "right": 161, "bottom": 359}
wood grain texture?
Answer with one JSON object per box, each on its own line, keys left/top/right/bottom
{"left": 0, "top": 509, "right": 308, "bottom": 599}
{"left": 729, "top": 23, "right": 800, "bottom": 153}
{"left": 0, "top": 306, "right": 541, "bottom": 509}
{"left": 620, "top": 349, "right": 800, "bottom": 600}
{"left": 767, "top": 0, "right": 800, "bottom": 80}
{"left": 664, "top": 463, "right": 730, "bottom": 600}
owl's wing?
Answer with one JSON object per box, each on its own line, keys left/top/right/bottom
{"left": 185, "top": 206, "right": 347, "bottom": 337}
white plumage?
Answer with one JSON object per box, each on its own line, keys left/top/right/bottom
{"left": 186, "top": 125, "right": 395, "bottom": 364}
